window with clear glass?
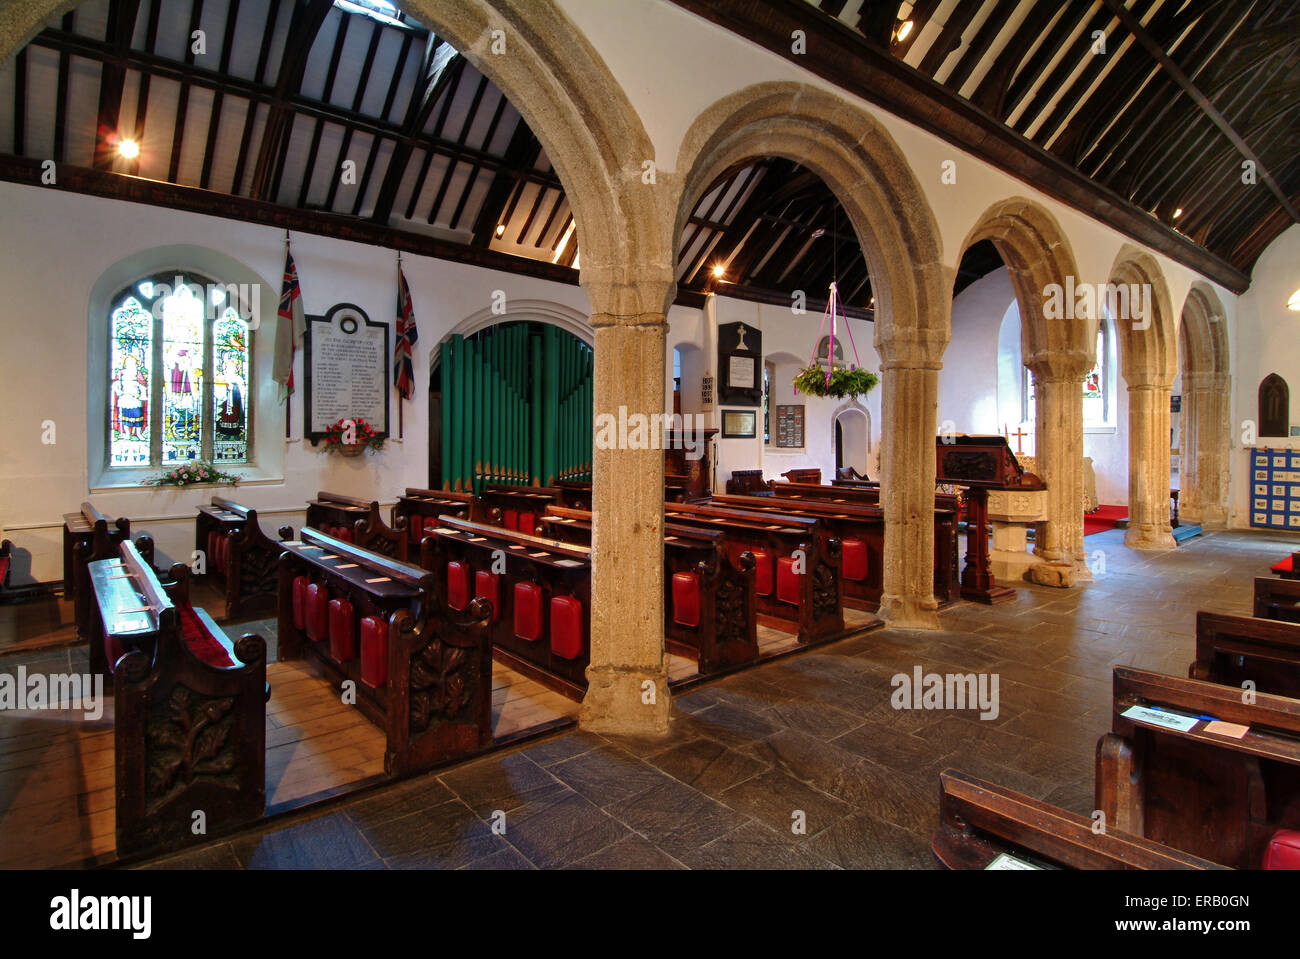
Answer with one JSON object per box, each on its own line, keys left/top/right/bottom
{"left": 107, "top": 272, "right": 252, "bottom": 469}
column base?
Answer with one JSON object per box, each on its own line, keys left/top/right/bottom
{"left": 1124, "top": 527, "right": 1177, "bottom": 550}
{"left": 579, "top": 664, "right": 673, "bottom": 737}
{"left": 878, "top": 594, "right": 940, "bottom": 630}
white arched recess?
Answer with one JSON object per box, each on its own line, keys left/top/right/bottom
{"left": 86, "top": 244, "right": 280, "bottom": 489}
{"left": 426, "top": 299, "right": 594, "bottom": 373}
{"left": 831, "top": 401, "right": 872, "bottom": 475}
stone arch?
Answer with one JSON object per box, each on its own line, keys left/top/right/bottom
{"left": 831, "top": 403, "right": 872, "bottom": 476}
{"left": 428, "top": 300, "right": 593, "bottom": 372}
{"left": 670, "top": 82, "right": 948, "bottom": 627}
{"left": 1109, "top": 246, "right": 1177, "bottom": 549}
{"left": 1177, "top": 283, "right": 1230, "bottom": 526}
{"left": 958, "top": 198, "right": 1089, "bottom": 573}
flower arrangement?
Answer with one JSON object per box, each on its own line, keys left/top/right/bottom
{"left": 792, "top": 364, "right": 879, "bottom": 400}
{"left": 148, "top": 461, "right": 240, "bottom": 487}
{"left": 322, "top": 417, "right": 385, "bottom": 455}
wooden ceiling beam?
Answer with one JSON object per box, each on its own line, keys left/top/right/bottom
{"left": 916, "top": 0, "right": 980, "bottom": 78}
{"left": 943, "top": 0, "right": 1020, "bottom": 95}
{"left": 91, "top": 0, "right": 141, "bottom": 172}
{"left": 167, "top": 0, "right": 206, "bottom": 184}
{"left": 999, "top": 0, "right": 1092, "bottom": 119}
{"left": 969, "top": 0, "right": 1065, "bottom": 117}
{"left": 199, "top": 0, "right": 242, "bottom": 190}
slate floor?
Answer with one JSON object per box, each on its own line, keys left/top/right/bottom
{"left": 135, "top": 527, "right": 1295, "bottom": 870}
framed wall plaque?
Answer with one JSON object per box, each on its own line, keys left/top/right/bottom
{"left": 304, "top": 303, "right": 390, "bottom": 444}
{"left": 775, "top": 405, "right": 805, "bottom": 448}
{"left": 721, "top": 409, "right": 757, "bottom": 438}
{"left": 717, "top": 321, "right": 762, "bottom": 406}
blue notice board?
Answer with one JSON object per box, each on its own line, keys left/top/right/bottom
{"left": 1250, "top": 448, "right": 1300, "bottom": 531}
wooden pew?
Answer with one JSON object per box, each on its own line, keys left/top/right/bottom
{"left": 196, "top": 496, "right": 293, "bottom": 620}
{"left": 306, "top": 491, "right": 408, "bottom": 561}
{"left": 538, "top": 505, "right": 759, "bottom": 673}
{"left": 87, "top": 540, "right": 266, "bottom": 857}
{"left": 554, "top": 478, "right": 692, "bottom": 510}
{"left": 1096, "top": 666, "right": 1300, "bottom": 868}
{"left": 1255, "top": 576, "right": 1300, "bottom": 624}
{"left": 65, "top": 502, "right": 155, "bottom": 642}
{"left": 392, "top": 488, "right": 480, "bottom": 553}
{"left": 421, "top": 516, "right": 591, "bottom": 700}
{"left": 932, "top": 769, "right": 1225, "bottom": 870}
{"left": 725, "top": 469, "right": 772, "bottom": 496}
{"left": 478, "top": 484, "right": 562, "bottom": 535}
{"left": 278, "top": 528, "right": 493, "bottom": 776}
{"left": 1189, "top": 610, "right": 1300, "bottom": 699}
{"left": 661, "top": 501, "right": 849, "bottom": 645}
{"left": 712, "top": 491, "right": 960, "bottom": 609}
{"left": 781, "top": 468, "right": 821, "bottom": 484}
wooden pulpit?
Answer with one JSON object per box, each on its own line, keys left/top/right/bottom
{"left": 935, "top": 436, "right": 1044, "bottom": 604}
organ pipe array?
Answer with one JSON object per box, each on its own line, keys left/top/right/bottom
{"left": 441, "top": 322, "right": 593, "bottom": 494}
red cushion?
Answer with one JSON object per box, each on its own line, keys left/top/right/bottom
{"left": 504, "top": 509, "right": 518, "bottom": 531}
{"left": 424, "top": 517, "right": 439, "bottom": 534}
{"left": 178, "top": 606, "right": 238, "bottom": 668}
{"left": 328, "top": 597, "right": 356, "bottom": 662}
{"left": 752, "top": 550, "right": 773, "bottom": 596}
{"left": 842, "top": 538, "right": 868, "bottom": 582}
{"left": 292, "top": 575, "right": 309, "bottom": 630}
{"left": 514, "top": 581, "right": 543, "bottom": 641}
{"left": 0, "top": 555, "right": 7, "bottom": 584}
{"left": 339, "top": 526, "right": 353, "bottom": 544}
{"left": 550, "top": 595, "right": 584, "bottom": 660}
{"left": 475, "top": 571, "right": 501, "bottom": 622}
{"left": 1272, "top": 556, "right": 1297, "bottom": 574}
{"left": 447, "top": 561, "right": 471, "bottom": 611}
{"left": 518, "top": 512, "right": 536, "bottom": 536}
{"left": 671, "top": 571, "right": 700, "bottom": 627}
{"left": 776, "top": 555, "right": 801, "bottom": 606}
{"left": 360, "top": 615, "right": 387, "bottom": 688}
{"left": 1264, "top": 829, "right": 1300, "bottom": 869}
{"left": 305, "top": 582, "right": 329, "bottom": 642}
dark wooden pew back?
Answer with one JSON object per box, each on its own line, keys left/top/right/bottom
{"left": 1190, "top": 609, "right": 1300, "bottom": 699}
{"left": 197, "top": 496, "right": 294, "bottom": 619}
{"left": 1255, "top": 576, "right": 1300, "bottom": 623}
{"left": 392, "top": 488, "right": 480, "bottom": 551}
{"left": 306, "top": 491, "right": 408, "bottom": 560}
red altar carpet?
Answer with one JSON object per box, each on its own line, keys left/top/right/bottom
{"left": 1084, "top": 505, "right": 1128, "bottom": 536}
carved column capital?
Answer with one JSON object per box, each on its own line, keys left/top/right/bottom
{"left": 1025, "top": 349, "right": 1092, "bottom": 383}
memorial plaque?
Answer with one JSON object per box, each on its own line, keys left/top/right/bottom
{"left": 717, "top": 321, "right": 762, "bottom": 406}
{"left": 775, "top": 405, "right": 804, "bottom": 448}
{"left": 304, "top": 303, "right": 390, "bottom": 444}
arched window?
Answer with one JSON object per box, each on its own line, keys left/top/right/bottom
{"left": 107, "top": 271, "right": 252, "bottom": 469}
{"left": 816, "top": 335, "right": 845, "bottom": 367}
{"left": 1082, "top": 321, "right": 1109, "bottom": 424}
{"left": 1259, "top": 373, "right": 1290, "bottom": 438}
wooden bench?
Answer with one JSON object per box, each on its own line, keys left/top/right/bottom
{"left": 538, "top": 505, "right": 759, "bottom": 673}
{"left": 725, "top": 469, "right": 772, "bottom": 496}
{"left": 932, "top": 769, "right": 1225, "bottom": 870}
{"left": 781, "top": 468, "right": 822, "bottom": 484}
{"left": 713, "top": 491, "right": 960, "bottom": 610}
{"left": 278, "top": 528, "right": 493, "bottom": 776}
{"left": 65, "top": 502, "right": 155, "bottom": 644}
{"left": 421, "top": 516, "right": 591, "bottom": 699}
{"left": 392, "top": 488, "right": 481, "bottom": 553}
{"left": 306, "top": 491, "right": 408, "bottom": 561}
{"left": 478, "top": 484, "right": 563, "bottom": 535}
{"left": 87, "top": 540, "right": 266, "bottom": 858}
{"left": 196, "top": 496, "right": 293, "bottom": 620}
{"left": 1255, "top": 575, "right": 1300, "bottom": 624}
{"left": 662, "top": 501, "right": 849, "bottom": 645}
{"left": 1189, "top": 609, "right": 1300, "bottom": 699}
{"left": 1096, "top": 665, "right": 1300, "bottom": 868}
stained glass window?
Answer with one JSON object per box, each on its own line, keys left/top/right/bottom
{"left": 106, "top": 272, "right": 253, "bottom": 470}
{"left": 212, "top": 309, "right": 249, "bottom": 464}
{"left": 1083, "top": 325, "right": 1108, "bottom": 424}
{"left": 109, "top": 297, "right": 153, "bottom": 467}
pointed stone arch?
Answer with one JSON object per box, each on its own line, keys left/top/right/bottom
{"left": 958, "top": 198, "right": 1090, "bottom": 574}
{"left": 1178, "top": 282, "right": 1230, "bottom": 526}
{"left": 670, "top": 82, "right": 948, "bottom": 627}
{"left": 1110, "top": 246, "right": 1177, "bottom": 549}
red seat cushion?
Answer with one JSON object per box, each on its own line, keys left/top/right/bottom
{"left": 776, "top": 555, "right": 801, "bottom": 606}
{"left": 424, "top": 517, "right": 439, "bottom": 535}
{"left": 518, "top": 512, "right": 536, "bottom": 536}
{"left": 504, "top": 509, "right": 519, "bottom": 531}
{"left": 475, "top": 571, "right": 501, "bottom": 622}
{"left": 0, "top": 555, "right": 7, "bottom": 584}
{"left": 338, "top": 526, "right": 353, "bottom": 544}
{"left": 360, "top": 615, "right": 387, "bottom": 688}
{"left": 292, "top": 575, "right": 309, "bottom": 630}
{"left": 671, "top": 571, "right": 700, "bottom": 627}
{"left": 328, "top": 597, "right": 356, "bottom": 662}
{"left": 305, "top": 582, "right": 329, "bottom": 642}
{"left": 1272, "top": 556, "right": 1297, "bottom": 575}
{"left": 447, "top": 561, "right": 471, "bottom": 611}
{"left": 513, "top": 582, "right": 543, "bottom": 641}
{"left": 1264, "top": 829, "right": 1300, "bottom": 869}
{"left": 178, "top": 606, "right": 238, "bottom": 668}
{"left": 841, "top": 538, "right": 868, "bottom": 582}
{"left": 550, "top": 595, "right": 584, "bottom": 660}
{"left": 751, "top": 550, "right": 773, "bottom": 596}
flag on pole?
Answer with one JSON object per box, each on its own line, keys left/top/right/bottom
{"left": 272, "top": 243, "right": 306, "bottom": 401}
{"left": 394, "top": 263, "right": 418, "bottom": 399}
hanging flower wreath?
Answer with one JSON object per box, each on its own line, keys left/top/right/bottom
{"left": 322, "top": 417, "right": 385, "bottom": 453}
{"left": 792, "top": 281, "right": 879, "bottom": 400}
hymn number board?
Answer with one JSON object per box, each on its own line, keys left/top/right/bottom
{"left": 304, "top": 303, "right": 391, "bottom": 444}
{"left": 717, "top": 321, "right": 762, "bottom": 406}
{"left": 1251, "top": 448, "right": 1300, "bottom": 531}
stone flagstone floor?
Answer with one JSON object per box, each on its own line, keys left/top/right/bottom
{"left": 136, "top": 526, "right": 1294, "bottom": 870}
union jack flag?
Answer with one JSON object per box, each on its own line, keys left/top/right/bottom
{"left": 272, "top": 246, "right": 306, "bottom": 400}
{"left": 394, "top": 265, "right": 418, "bottom": 400}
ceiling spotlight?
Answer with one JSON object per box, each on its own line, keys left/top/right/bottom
{"left": 117, "top": 138, "right": 140, "bottom": 159}
{"left": 810, "top": 228, "right": 826, "bottom": 239}
{"left": 712, "top": 264, "right": 726, "bottom": 278}
{"left": 495, "top": 224, "right": 506, "bottom": 237}
{"left": 896, "top": 19, "right": 914, "bottom": 42}
{"left": 1288, "top": 289, "right": 1300, "bottom": 312}
{"left": 1173, "top": 207, "right": 1183, "bottom": 218}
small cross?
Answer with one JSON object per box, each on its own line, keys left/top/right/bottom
{"left": 1010, "top": 426, "right": 1028, "bottom": 455}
